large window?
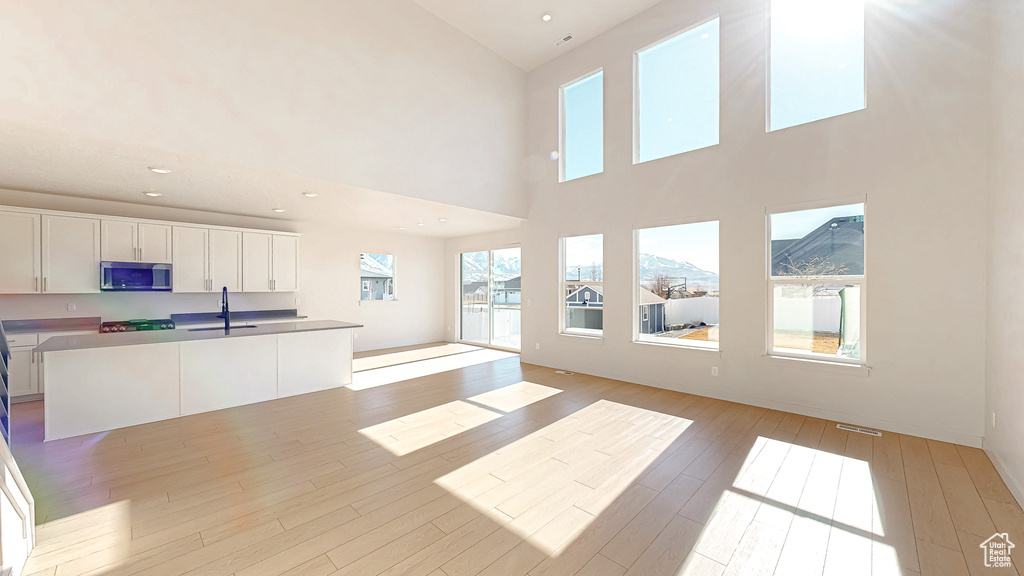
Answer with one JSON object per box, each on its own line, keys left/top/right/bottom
{"left": 635, "top": 221, "right": 719, "bottom": 349}
{"left": 768, "top": 202, "right": 865, "bottom": 363}
{"left": 560, "top": 70, "right": 604, "bottom": 182}
{"left": 769, "top": 0, "right": 865, "bottom": 131}
{"left": 561, "top": 234, "right": 604, "bottom": 336}
{"left": 635, "top": 18, "right": 720, "bottom": 163}
{"left": 360, "top": 253, "right": 394, "bottom": 301}
{"left": 460, "top": 248, "right": 521, "bottom": 350}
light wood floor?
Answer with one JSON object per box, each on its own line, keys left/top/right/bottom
{"left": 10, "top": 352, "right": 1023, "bottom": 576}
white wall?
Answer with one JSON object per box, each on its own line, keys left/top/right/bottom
{"left": 0, "top": 189, "right": 445, "bottom": 353}
{"left": 665, "top": 297, "right": 720, "bottom": 327}
{"left": 518, "top": 0, "right": 990, "bottom": 445}
{"left": 985, "top": 0, "right": 1024, "bottom": 504}
{"left": 0, "top": 0, "right": 527, "bottom": 217}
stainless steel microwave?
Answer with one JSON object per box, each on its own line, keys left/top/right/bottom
{"left": 100, "top": 261, "right": 173, "bottom": 291}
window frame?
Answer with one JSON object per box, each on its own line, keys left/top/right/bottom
{"left": 632, "top": 216, "right": 721, "bottom": 351}
{"left": 765, "top": 198, "right": 867, "bottom": 365}
{"left": 766, "top": 0, "right": 866, "bottom": 132}
{"left": 633, "top": 15, "right": 721, "bottom": 164}
{"left": 560, "top": 233, "right": 604, "bottom": 338}
{"left": 559, "top": 68, "right": 605, "bottom": 183}
{"left": 359, "top": 252, "right": 396, "bottom": 302}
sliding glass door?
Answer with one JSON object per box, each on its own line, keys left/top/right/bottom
{"left": 460, "top": 247, "right": 521, "bottom": 350}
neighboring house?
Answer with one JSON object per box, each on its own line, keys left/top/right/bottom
{"left": 771, "top": 216, "right": 865, "bottom": 276}
{"left": 638, "top": 288, "right": 667, "bottom": 334}
{"left": 493, "top": 276, "right": 521, "bottom": 305}
{"left": 566, "top": 284, "right": 603, "bottom": 330}
{"left": 361, "top": 269, "right": 394, "bottom": 301}
{"left": 462, "top": 281, "right": 488, "bottom": 305}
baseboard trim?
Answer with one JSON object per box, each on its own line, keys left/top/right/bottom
{"left": 984, "top": 443, "right": 1024, "bottom": 509}
{"left": 524, "top": 360, "right": 984, "bottom": 448}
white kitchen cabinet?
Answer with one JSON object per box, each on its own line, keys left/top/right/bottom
{"left": 0, "top": 210, "right": 41, "bottom": 294}
{"left": 139, "top": 223, "right": 173, "bottom": 263}
{"left": 173, "top": 227, "right": 242, "bottom": 293}
{"left": 272, "top": 234, "right": 299, "bottom": 292}
{"left": 242, "top": 232, "right": 272, "bottom": 292}
{"left": 103, "top": 220, "right": 172, "bottom": 263}
{"left": 42, "top": 215, "right": 101, "bottom": 294}
{"left": 101, "top": 220, "right": 137, "bottom": 262}
{"left": 7, "top": 349, "right": 38, "bottom": 398}
{"left": 172, "top": 226, "right": 209, "bottom": 293}
{"left": 242, "top": 232, "right": 297, "bottom": 292}
{"left": 210, "top": 229, "right": 242, "bottom": 292}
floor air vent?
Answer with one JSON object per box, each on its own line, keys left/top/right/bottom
{"left": 837, "top": 423, "right": 882, "bottom": 437}
{"left": 554, "top": 370, "right": 575, "bottom": 375}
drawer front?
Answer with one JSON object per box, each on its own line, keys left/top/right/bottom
{"left": 5, "top": 333, "right": 39, "bottom": 346}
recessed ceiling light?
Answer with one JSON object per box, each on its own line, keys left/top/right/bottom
{"left": 302, "top": 192, "right": 318, "bottom": 198}
{"left": 143, "top": 191, "right": 162, "bottom": 197}
{"left": 272, "top": 208, "right": 286, "bottom": 213}
{"left": 542, "top": 13, "right": 552, "bottom": 21}
{"left": 417, "top": 222, "right": 424, "bottom": 227}
{"left": 148, "top": 167, "right": 171, "bottom": 174}
{"left": 438, "top": 218, "right": 447, "bottom": 222}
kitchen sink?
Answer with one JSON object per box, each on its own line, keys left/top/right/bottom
{"left": 187, "top": 325, "right": 258, "bottom": 332}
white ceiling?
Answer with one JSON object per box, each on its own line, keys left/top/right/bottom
{"left": 0, "top": 123, "right": 523, "bottom": 238}
{"left": 412, "top": 0, "right": 663, "bottom": 71}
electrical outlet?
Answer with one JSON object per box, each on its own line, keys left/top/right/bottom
{"left": 295, "top": 298, "right": 301, "bottom": 306}
{"left": 711, "top": 366, "right": 719, "bottom": 376}
{"left": 992, "top": 411, "right": 997, "bottom": 429}
{"left": 67, "top": 303, "right": 76, "bottom": 312}
{"left": 535, "top": 342, "right": 540, "bottom": 350}
{"left": 354, "top": 333, "right": 359, "bottom": 340}
{"left": 528, "top": 299, "right": 532, "bottom": 307}
{"left": 447, "top": 325, "right": 450, "bottom": 332}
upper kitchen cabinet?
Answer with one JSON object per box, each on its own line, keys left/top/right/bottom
{"left": 102, "top": 221, "right": 172, "bottom": 264}
{"left": 172, "top": 226, "right": 209, "bottom": 293}
{"left": 210, "top": 229, "right": 242, "bottom": 293}
{"left": 272, "top": 235, "right": 299, "bottom": 292}
{"left": 42, "top": 215, "right": 101, "bottom": 293}
{"left": 0, "top": 210, "right": 41, "bottom": 294}
{"left": 173, "top": 227, "right": 242, "bottom": 293}
{"left": 242, "top": 232, "right": 297, "bottom": 292}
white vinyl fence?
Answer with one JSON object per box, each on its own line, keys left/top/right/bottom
{"left": 461, "top": 305, "right": 521, "bottom": 346}
{"left": 663, "top": 296, "right": 842, "bottom": 332}
{"left": 665, "top": 297, "right": 720, "bottom": 326}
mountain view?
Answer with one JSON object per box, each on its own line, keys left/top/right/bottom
{"left": 564, "top": 254, "right": 719, "bottom": 289}
{"left": 462, "top": 252, "right": 521, "bottom": 282}
{"left": 638, "top": 254, "right": 718, "bottom": 289}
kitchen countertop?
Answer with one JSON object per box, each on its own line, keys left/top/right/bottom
{"left": 170, "top": 309, "right": 306, "bottom": 325}
{"left": 1, "top": 317, "right": 101, "bottom": 334}
{"left": 35, "top": 320, "right": 362, "bottom": 353}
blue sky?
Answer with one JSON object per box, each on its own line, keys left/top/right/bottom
{"left": 564, "top": 234, "right": 603, "bottom": 269}
{"left": 563, "top": 71, "right": 603, "bottom": 181}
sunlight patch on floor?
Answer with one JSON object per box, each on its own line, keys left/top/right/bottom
{"left": 348, "top": 349, "right": 518, "bottom": 390}
{"left": 24, "top": 499, "right": 132, "bottom": 576}
{"left": 353, "top": 343, "right": 483, "bottom": 372}
{"left": 684, "top": 436, "right": 906, "bottom": 575}
{"left": 468, "top": 381, "right": 562, "bottom": 413}
{"left": 359, "top": 400, "right": 503, "bottom": 456}
{"left": 435, "top": 400, "right": 690, "bottom": 555}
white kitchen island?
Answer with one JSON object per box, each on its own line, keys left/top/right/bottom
{"left": 34, "top": 320, "right": 361, "bottom": 440}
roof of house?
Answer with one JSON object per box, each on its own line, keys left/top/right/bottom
{"left": 360, "top": 270, "right": 391, "bottom": 279}
{"left": 771, "top": 216, "right": 865, "bottom": 276}
{"left": 463, "top": 281, "right": 488, "bottom": 294}
{"left": 497, "top": 276, "right": 521, "bottom": 290}
{"left": 638, "top": 287, "right": 667, "bottom": 305}
{"left": 567, "top": 284, "right": 604, "bottom": 298}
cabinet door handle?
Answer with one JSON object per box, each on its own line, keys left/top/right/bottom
{"left": 34, "top": 277, "right": 38, "bottom": 292}
{"left": 43, "top": 277, "right": 47, "bottom": 292}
